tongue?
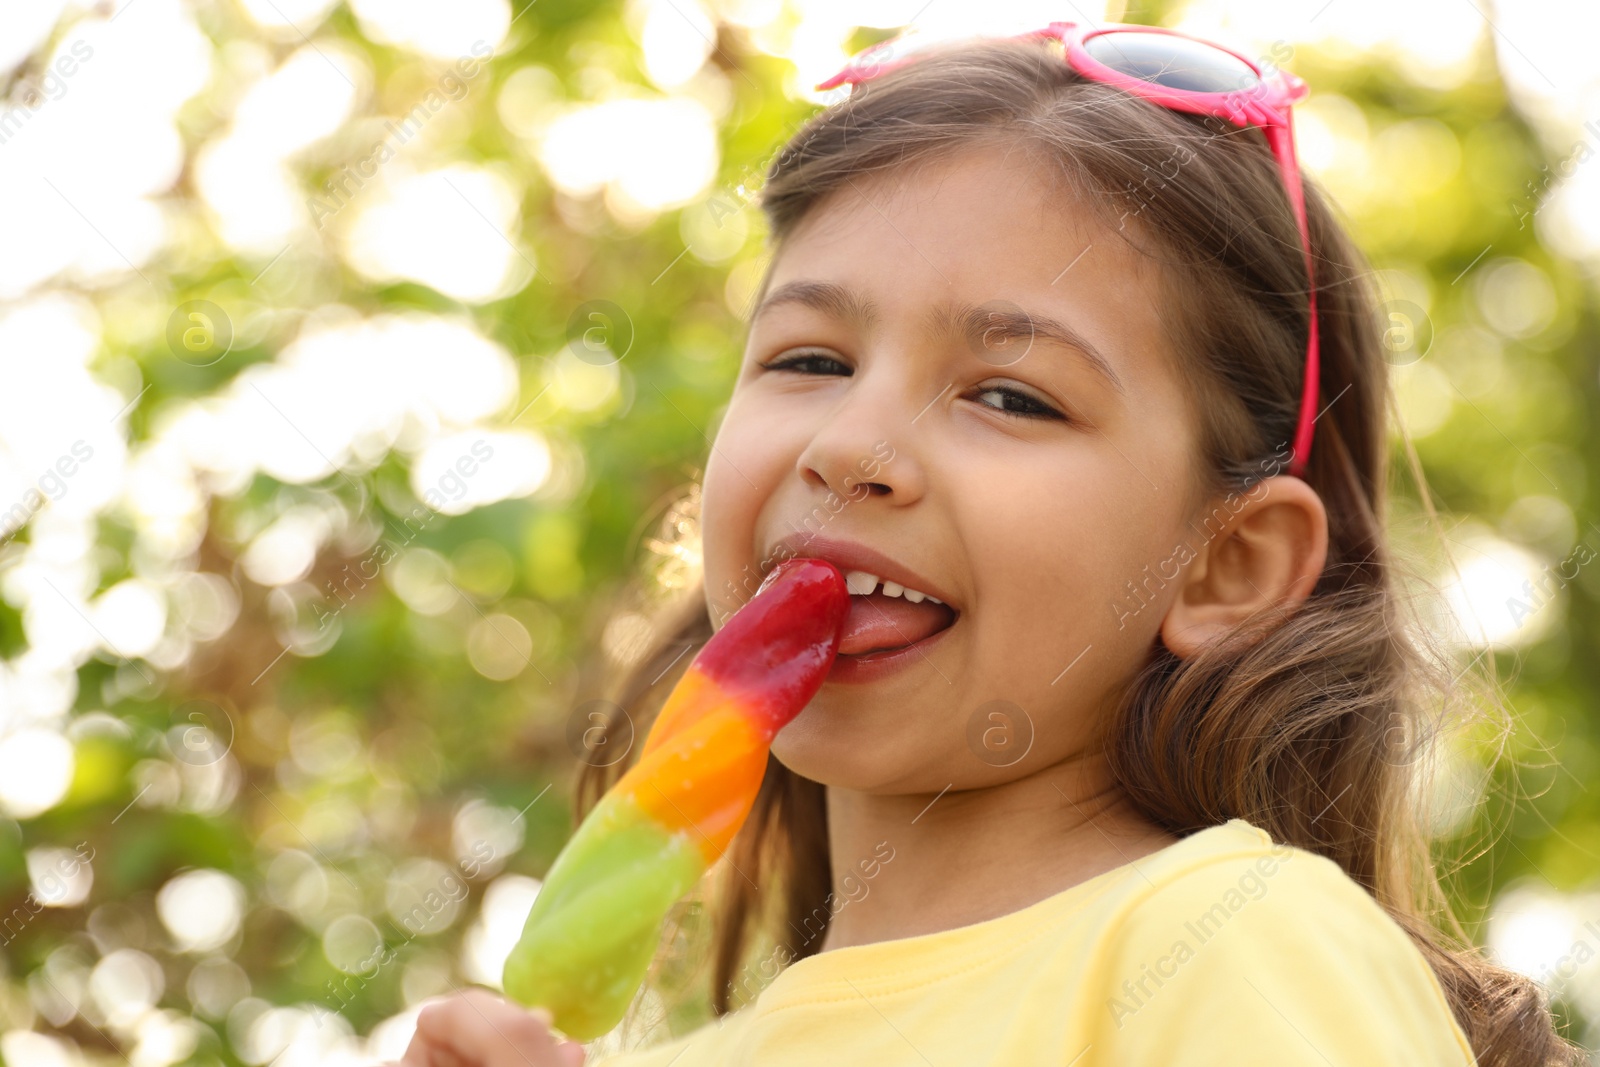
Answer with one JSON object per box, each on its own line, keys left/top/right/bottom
{"left": 836, "top": 591, "right": 954, "bottom": 656}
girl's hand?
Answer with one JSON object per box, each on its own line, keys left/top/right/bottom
{"left": 387, "top": 988, "right": 587, "bottom": 1067}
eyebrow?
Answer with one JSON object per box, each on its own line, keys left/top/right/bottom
{"left": 752, "top": 280, "right": 1126, "bottom": 396}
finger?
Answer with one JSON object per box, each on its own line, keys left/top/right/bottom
{"left": 405, "top": 996, "right": 489, "bottom": 1067}
{"left": 396, "top": 1029, "right": 436, "bottom": 1067}
{"left": 416, "top": 990, "right": 562, "bottom": 1067}
{"left": 405, "top": 1042, "right": 468, "bottom": 1067}
{"left": 399, "top": 1028, "right": 466, "bottom": 1067}
{"left": 400, "top": 1017, "right": 473, "bottom": 1067}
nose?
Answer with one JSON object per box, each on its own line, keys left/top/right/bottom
{"left": 794, "top": 373, "right": 924, "bottom": 505}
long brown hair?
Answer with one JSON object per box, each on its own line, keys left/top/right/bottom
{"left": 577, "top": 36, "right": 1586, "bottom": 1065}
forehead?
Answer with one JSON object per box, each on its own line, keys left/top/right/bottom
{"left": 758, "top": 145, "right": 1174, "bottom": 389}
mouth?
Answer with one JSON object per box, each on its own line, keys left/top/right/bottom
{"left": 757, "top": 533, "right": 960, "bottom": 678}
{"left": 834, "top": 574, "right": 959, "bottom": 657}
{"left": 827, "top": 593, "right": 957, "bottom": 684}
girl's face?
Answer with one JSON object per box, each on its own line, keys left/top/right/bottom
{"left": 701, "top": 145, "right": 1206, "bottom": 793}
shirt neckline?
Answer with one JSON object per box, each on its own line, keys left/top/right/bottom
{"left": 757, "top": 818, "right": 1266, "bottom": 1002}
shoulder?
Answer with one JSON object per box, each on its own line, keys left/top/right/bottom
{"left": 1085, "top": 818, "right": 1477, "bottom": 1066}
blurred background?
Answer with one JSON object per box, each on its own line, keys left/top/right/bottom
{"left": 0, "top": 0, "right": 1598, "bottom": 1062}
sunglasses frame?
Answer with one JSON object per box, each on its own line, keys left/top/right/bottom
{"left": 817, "top": 21, "right": 1322, "bottom": 479}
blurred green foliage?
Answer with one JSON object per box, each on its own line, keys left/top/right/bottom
{"left": 0, "top": 0, "right": 1597, "bottom": 1063}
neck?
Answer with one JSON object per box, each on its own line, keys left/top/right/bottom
{"left": 813, "top": 754, "right": 1180, "bottom": 954}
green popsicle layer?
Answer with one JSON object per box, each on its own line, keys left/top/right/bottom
{"left": 502, "top": 791, "right": 704, "bottom": 1040}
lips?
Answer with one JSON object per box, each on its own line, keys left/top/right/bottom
{"left": 758, "top": 533, "right": 960, "bottom": 679}
{"left": 827, "top": 617, "right": 955, "bottom": 684}
{"left": 761, "top": 533, "right": 959, "bottom": 611}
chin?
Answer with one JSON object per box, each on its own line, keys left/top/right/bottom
{"left": 770, "top": 707, "right": 926, "bottom": 793}
{"left": 771, "top": 709, "right": 876, "bottom": 788}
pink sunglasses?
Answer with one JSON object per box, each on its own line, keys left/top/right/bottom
{"left": 818, "top": 21, "right": 1320, "bottom": 479}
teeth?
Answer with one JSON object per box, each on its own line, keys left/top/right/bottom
{"left": 844, "top": 570, "right": 879, "bottom": 595}
{"left": 841, "top": 569, "right": 943, "bottom": 605}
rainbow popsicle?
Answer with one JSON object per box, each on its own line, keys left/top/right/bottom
{"left": 502, "top": 557, "right": 850, "bottom": 1040}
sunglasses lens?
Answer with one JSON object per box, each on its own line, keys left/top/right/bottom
{"left": 1082, "top": 31, "right": 1259, "bottom": 93}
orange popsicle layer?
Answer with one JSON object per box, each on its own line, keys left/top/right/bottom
{"left": 502, "top": 558, "right": 850, "bottom": 1039}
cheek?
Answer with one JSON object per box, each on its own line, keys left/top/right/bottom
{"left": 699, "top": 460, "right": 747, "bottom": 618}
{"left": 965, "top": 474, "right": 1180, "bottom": 658}
{"left": 699, "top": 398, "right": 783, "bottom": 616}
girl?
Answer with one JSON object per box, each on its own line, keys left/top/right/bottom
{"left": 392, "top": 22, "right": 1585, "bottom": 1067}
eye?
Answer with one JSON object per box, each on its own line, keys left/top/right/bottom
{"left": 760, "top": 349, "right": 852, "bottom": 375}
{"left": 971, "top": 383, "right": 1067, "bottom": 422}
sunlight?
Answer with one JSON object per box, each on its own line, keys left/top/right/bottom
{"left": 0, "top": 727, "right": 74, "bottom": 819}
{"left": 1489, "top": 883, "right": 1584, "bottom": 984}
{"left": 1438, "top": 534, "right": 1558, "bottom": 649}
{"left": 462, "top": 874, "right": 542, "bottom": 987}
{"left": 342, "top": 166, "right": 529, "bottom": 303}
{"left": 157, "top": 870, "right": 247, "bottom": 953}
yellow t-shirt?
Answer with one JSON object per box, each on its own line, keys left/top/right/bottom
{"left": 588, "top": 817, "right": 1477, "bottom": 1066}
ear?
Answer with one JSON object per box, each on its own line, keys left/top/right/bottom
{"left": 1160, "top": 476, "right": 1329, "bottom": 659}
